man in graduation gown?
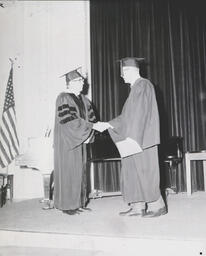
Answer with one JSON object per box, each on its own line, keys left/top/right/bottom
{"left": 53, "top": 68, "right": 96, "bottom": 215}
{"left": 95, "top": 57, "right": 167, "bottom": 217}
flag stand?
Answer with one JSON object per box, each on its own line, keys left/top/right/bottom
{"left": 0, "top": 166, "right": 14, "bottom": 204}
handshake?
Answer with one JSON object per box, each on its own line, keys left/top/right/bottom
{"left": 93, "top": 121, "right": 113, "bottom": 133}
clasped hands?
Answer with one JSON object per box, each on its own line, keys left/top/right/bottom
{"left": 93, "top": 121, "right": 113, "bottom": 133}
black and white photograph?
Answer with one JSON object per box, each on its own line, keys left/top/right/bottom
{"left": 0, "top": 0, "right": 206, "bottom": 255}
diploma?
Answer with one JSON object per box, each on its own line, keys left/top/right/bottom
{"left": 115, "top": 137, "right": 142, "bottom": 158}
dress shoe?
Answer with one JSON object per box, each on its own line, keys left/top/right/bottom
{"left": 119, "top": 208, "right": 133, "bottom": 216}
{"left": 80, "top": 207, "right": 92, "bottom": 211}
{"left": 76, "top": 209, "right": 84, "bottom": 213}
{"left": 143, "top": 207, "right": 167, "bottom": 218}
{"left": 42, "top": 201, "right": 54, "bottom": 210}
{"left": 128, "top": 209, "right": 146, "bottom": 217}
{"left": 42, "top": 205, "right": 54, "bottom": 210}
{"left": 62, "top": 209, "right": 80, "bottom": 215}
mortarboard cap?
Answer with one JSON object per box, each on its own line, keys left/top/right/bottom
{"left": 61, "top": 67, "right": 84, "bottom": 85}
{"left": 118, "top": 57, "right": 145, "bottom": 76}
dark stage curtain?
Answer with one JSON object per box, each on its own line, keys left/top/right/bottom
{"left": 90, "top": 0, "right": 206, "bottom": 192}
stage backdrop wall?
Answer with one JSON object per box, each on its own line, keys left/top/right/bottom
{"left": 90, "top": 0, "right": 206, "bottom": 192}
{"left": 0, "top": 1, "right": 90, "bottom": 198}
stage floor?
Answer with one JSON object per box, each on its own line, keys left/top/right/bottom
{"left": 0, "top": 192, "right": 206, "bottom": 256}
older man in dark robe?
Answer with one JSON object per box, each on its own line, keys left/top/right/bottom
{"left": 54, "top": 68, "right": 96, "bottom": 215}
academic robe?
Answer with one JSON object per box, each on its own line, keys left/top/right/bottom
{"left": 53, "top": 93, "right": 96, "bottom": 210}
{"left": 108, "top": 77, "right": 161, "bottom": 203}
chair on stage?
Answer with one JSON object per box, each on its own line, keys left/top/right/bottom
{"left": 87, "top": 130, "right": 121, "bottom": 198}
{"left": 163, "top": 136, "right": 183, "bottom": 193}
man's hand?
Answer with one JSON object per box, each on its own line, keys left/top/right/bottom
{"left": 93, "top": 121, "right": 113, "bottom": 132}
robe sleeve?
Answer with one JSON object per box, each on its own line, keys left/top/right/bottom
{"left": 108, "top": 81, "right": 151, "bottom": 148}
{"left": 56, "top": 94, "right": 93, "bottom": 150}
{"left": 83, "top": 97, "right": 97, "bottom": 143}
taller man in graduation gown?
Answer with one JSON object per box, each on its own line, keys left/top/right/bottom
{"left": 94, "top": 58, "right": 167, "bottom": 217}
{"left": 54, "top": 68, "right": 96, "bottom": 215}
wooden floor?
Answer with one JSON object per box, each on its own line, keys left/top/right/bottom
{"left": 0, "top": 192, "right": 206, "bottom": 256}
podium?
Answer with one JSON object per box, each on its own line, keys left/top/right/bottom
{"left": 15, "top": 137, "right": 53, "bottom": 201}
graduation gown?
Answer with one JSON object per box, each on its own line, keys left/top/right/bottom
{"left": 108, "top": 78, "right": 161, "bottom": 203}
{"left": 53, "top": 93, "right": 95, "bottom": 210}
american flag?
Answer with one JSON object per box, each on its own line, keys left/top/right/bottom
{"left": 0, "top": 66, "right": 19, "bottom": 168}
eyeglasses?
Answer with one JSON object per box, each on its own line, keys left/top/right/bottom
{"left": 72, "top": 78, "right": 84, "bottom": 82}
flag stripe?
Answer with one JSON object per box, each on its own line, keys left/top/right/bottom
{"left": 2, "top": 114, "right": 19, "bottom": 154}
{"left": 0, "top": 155, "right": 6, "bottom": 168}
{"left": 0, "top": 140, "right": 11, "bottom": 164}
{"left": 0, "top": 129, "right": 14, "bottom": 159}
{"left": 2, "top": 117, "right": 18, "bottom": 156}
{"left": 1, "top": 123, "right": 16, "bottom": 157}
{"left": 8, "top": 108, "right": 19, "bottom": 145}
{"left": 0, "top": 152, "right": 7, "bottom": 168}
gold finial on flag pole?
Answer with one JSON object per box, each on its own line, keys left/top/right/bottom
{"left": 9, "top": 57, "right": 20, "bottom": 68}
{"left": 9, "top": 58, "right": 14, "bottom": 67}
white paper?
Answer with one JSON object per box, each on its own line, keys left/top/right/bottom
{"left": 115, "top": 137, "right": 143, "bottom": 158}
